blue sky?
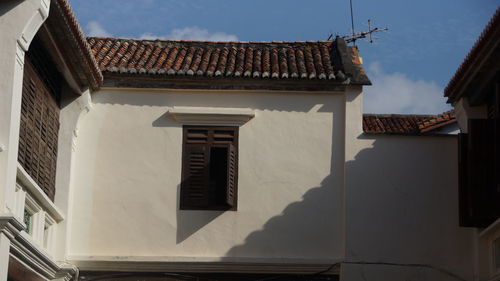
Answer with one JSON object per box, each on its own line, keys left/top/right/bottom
{"left": 69, "top": 0, "right": 498, "bottom": 114}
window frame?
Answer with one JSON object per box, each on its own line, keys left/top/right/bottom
{"left": 180, "top": 125, "right": 239, "bottom": 211}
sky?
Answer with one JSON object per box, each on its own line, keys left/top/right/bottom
{"left": 69, "top": 0, "right": 498, "bottom": 114}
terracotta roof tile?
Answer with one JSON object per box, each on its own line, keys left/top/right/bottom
{"left": 87, "top": 37, "right": 369, "bottom": 83}
{"left": 363, "top": 110, "right": 457, "bottom": 135}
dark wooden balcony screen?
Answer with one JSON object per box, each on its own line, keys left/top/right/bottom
{"left": 18, "top": 58, "right": 60, "bottom": 201}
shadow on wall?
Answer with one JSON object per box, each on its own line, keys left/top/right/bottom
{"left": 341, "top": 135, "right": 473, "bottom": 281}
{"left": 0, "top": 0, "right": 22, "bottom": 17}
{"left": 175, "top": 183, "right": 224, "bottom": 244}
{"left": 221, "top": 106, "right": 344, "bottom": 260}
{"left": 224, "top": 173, "right": 340, "bottom": 259}
{"left": 221, "top": 133, "right": 472, "bottom": 281}
{"left": 97, "top": 90, "right": 340, "bottom": 245}
{"left": 152, "top": 112, "right": 224, "bottom": 243}
{"left": 85, "top": 90, "right": 342, "bottom": 252}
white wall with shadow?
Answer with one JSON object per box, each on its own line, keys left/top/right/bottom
{"left": 342, "top": 134, "right": 475, "bottom": 281}
{"left": 69, "top": 89, "right": 346, "bottom": 261}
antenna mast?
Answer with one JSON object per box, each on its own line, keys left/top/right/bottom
{"left": 326, "top": 1, "right": 388, "bottom": 44}
{"left": 349, "top": 0, "right": 356, "bottom": 45}
{"left": 341, "top": 19, "right": 388, "bottom": 44}
{"left": 336, "top": 0, "right": 388, "bottom": 45}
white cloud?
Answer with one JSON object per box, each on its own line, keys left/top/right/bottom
{"left": 363, "top": 62, "right": 451, "bottom": 114}
{"left": 86, "top": 21, "right": 112, "bottom": 37}
{"left": 140, "top": 26, "right": 238, "bottom": 41}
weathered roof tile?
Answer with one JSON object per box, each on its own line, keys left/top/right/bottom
{"left": 363, "top": 110, "right": 457, "bottom": 135}
{"left": 87, "top": 37, "right": 370, "bottom": 84}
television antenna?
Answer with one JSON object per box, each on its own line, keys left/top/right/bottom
{"left": 341, "top": 19, "right": 388, "bottom": 44}
{"left": 327, "top": 0, "right": 388, "bottom": 45}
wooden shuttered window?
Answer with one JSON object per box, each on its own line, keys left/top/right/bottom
{"left": 18, "top": 58, "right": 61, "bottom": 201}
{"left": 459, "top": 119, "right": 500, "bottom": 227}
{"left": 180, "top": 126, "right": 238, "bottom": 210}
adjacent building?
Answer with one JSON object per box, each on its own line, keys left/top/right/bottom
{"left": 445, "top": 7, "right": 500, "bottom": 281}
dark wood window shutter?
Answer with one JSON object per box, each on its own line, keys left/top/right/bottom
{"left": 181, "top": 145, "right": 210, "bottom": 208}
{"left": 180, "top": 126, "right": 238, "bottom": 210}
{"left": 459, "top": 119, "right": 499, "bottom": 227}
{"left": 226, "top": 143, "right": 237, "bottom": 207}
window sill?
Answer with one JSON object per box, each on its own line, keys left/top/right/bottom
{"left": 180, "top": 205, "right": 236, "bottom": 211}
{"left": 168, "top": 106, "right": 255, "bottom": 126}
{"left": 19, "top": 230, "right": 54, "bottom": 259}
{"left": 17, "top": 163, "right": 65, "bottom": 222}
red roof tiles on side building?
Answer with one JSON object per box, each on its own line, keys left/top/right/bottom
{"left": 363, "top": 110, "right": 457, "bottom": 135}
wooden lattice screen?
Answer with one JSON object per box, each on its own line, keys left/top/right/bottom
{"left": 18, "top": 51, "right": 61, "bottom": 201}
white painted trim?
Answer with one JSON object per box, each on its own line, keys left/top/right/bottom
{"left": 11, "top": 232, "right": 63, "bottom": 279}
{"left": 17, "top": 164, "right": 65, "bottom": 222}
{"left": 168, "top": 106, "right": 255, "bottom": 126}
{"left": 68, "top": 255, "right": 341, "bottom": 274}
{"left": 13, "top": 186, "right": 26, "bottom": 221}
{"left": 43, "top": 214, "right": 56, "bottom": 254}
{"left": 17, "top": 0, "right": 51, "bottom": 52}
{"left": 17, "top": 180, "right": 60, "bottom": 256}
{"left": 3, "top": 0, "right": 52, "bottom": 217}
{"left": 0, "top": 215, "right": 76, "bottom": 280}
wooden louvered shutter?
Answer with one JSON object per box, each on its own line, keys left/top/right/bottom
{"left": 461, "top": 119, "right": 499, "bottom": 227}
{"left": 226, "top": 143, "right": 237, "bottom": 207}
{"left": 180, "top": 145, "right": 210, "bottom": 209}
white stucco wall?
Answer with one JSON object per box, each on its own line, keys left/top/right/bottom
{"left": 68, "top": 89, "right": 347, "bottom": 264}
{"left": 342, "top": 134, "right": 475, "bottom": 281}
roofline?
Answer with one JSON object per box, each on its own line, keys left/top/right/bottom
{"left": 88, "top": 36, "right": 372, "bottom": 86}
{"left": 419, "top": 119, "right": 457, "bottom": 133}
{"left": 48, "top": 0, "right": 103, "bottom": 90}
{"left": 88, "top": 36, "right": 336, "bottom": 45}
{"left": 362, "top": 110, "right": 457, "bottom": 135}
{"left": 444, "top": 7, "right": 500, "bottom": 101}
{"left": 362, "top": 131, "right": 457, "bottom": 137}
{"left": 363, "top": 113, "right": 438, "bottom": 118}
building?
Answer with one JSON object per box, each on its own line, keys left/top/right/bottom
{"left": 445, "top": 7, "right": 500, "bottom": 281}
{"left": 0, "top": 1, "right": 487, "bottom": 280}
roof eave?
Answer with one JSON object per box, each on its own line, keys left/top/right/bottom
{"left": 44, "top": 0, "right": 103, "bottom": 92}
{"left": 101, "top": 72, "right": 350, "bottom": 92}
{"left": 444, "top": 7, "right": 500, "bottom": 104}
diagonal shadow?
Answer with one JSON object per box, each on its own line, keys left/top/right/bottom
{"left": 0, "top": 0, "right": 22, "bottom": 17}
{"left": 175, "top": 183, "right": 224, "bottom": 244}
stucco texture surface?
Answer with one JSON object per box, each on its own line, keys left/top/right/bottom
{"left": 69, "top": 89, "right": 345, "bottom": 262}
{"left": 343, "top": 135, "right": 474, "bottom": 281}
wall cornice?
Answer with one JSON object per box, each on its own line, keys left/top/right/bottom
{"left": 102, "top": 74, "right": 348, "bottom": 92}
{"left": 0, "top": 215, "right": 75, "bottom": 280}
{"left": 68, "top": 256, "right": 341, "bottom": 275}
